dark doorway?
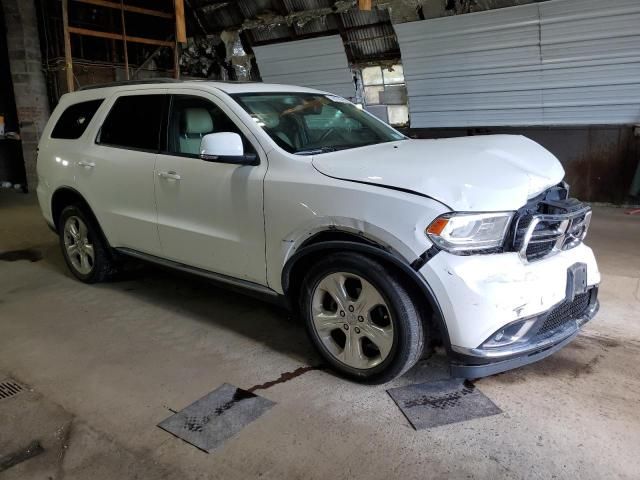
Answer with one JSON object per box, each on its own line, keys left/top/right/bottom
{"left": 0, "top": 2, "right": 27, "bottom": 190}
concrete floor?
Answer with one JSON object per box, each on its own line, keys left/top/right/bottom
{"left": 1, "top": 191, "right": 639, "bottom": 480}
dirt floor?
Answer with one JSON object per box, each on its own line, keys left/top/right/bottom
{"left": 1, "top": 191, "right": 639, "bottom": 479}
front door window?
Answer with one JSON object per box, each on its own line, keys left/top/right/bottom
{"left": 167, "top": 95, "right": 251, "bottom": 157}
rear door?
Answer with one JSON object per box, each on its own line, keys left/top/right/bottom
{"left": 81, "top": 90, "right": 167, "bottom": 254}
{"left": 153, "top": 89, "right": 268, "bottom": 284}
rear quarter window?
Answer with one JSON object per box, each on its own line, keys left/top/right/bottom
{"left": 51, "top": 99, "right": 104, "bottom": 139}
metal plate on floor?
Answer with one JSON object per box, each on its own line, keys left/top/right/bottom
{"left": 158, "top": 383, "right": 275, "bottom": 452}
{"left": 0, "top": 379, "right": 24, "bottom": 401}
{"left": 387, "top": 378, "right": 501, "bottom": 430}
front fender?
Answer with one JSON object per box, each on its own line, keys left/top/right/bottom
{"left": 281, "top": 240, "right": 452, "bottom": 353}
{"left": 279, "top": 216, "right": 422, "bottom": 274}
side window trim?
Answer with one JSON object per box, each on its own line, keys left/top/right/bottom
{"left": 95, "top": 92, "right": 168, "bottom": 154}
{"left": 161, "top": 92, "right": 260, "bottom": 164}
{"left": 159, "top": 94, "right": 172, "bottom": 154}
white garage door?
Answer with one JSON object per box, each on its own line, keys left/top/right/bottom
{"left": 395, "top": 0, "right": 640, "bottom": 127}
{"left": 253, "top": 35, "right": 355, "bottom": 99}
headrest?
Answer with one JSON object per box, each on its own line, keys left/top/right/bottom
{"left": 182, "top": 108, "right": 213, "bottom": 135}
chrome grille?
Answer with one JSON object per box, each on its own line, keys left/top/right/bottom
{"left": 512, "top": 200, "right": 592, "bottom": 263}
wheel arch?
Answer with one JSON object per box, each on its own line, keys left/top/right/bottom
{"left": 282, "top": 233, "right": 452, "bottom": 353}
{"left": 51, "top": 186, "right": 112, "bottom": 250}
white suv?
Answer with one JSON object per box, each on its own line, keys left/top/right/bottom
{"left": 36, "top": 80, "right": 600, "bottom": 383}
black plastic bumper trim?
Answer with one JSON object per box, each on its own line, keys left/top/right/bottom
{"left": 410, "top": 245, "right": 440, "bottom": 270}
{"left": 450, "top": 329, "right": 579, "bottom": 379}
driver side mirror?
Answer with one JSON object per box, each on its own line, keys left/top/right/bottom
{"left": 200, "top": 132, "right": 258, "bottom": 166}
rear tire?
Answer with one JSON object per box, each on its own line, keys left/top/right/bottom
{"left": 58, "top": 205, "right": 116, "bottom": 283}
{"left": 299, "top": 252, "right": 425, "bottom": 384}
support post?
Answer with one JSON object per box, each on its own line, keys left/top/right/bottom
{"left": 173, "top": 44, "right": 180, "bottom": 79}
{"left": 174, "top": 0, "right": 185, "bottom": 79}
{"left": 175, "top": 0, "right": 186, "bottom": 43}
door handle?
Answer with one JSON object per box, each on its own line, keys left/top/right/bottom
{"left": 78, "top": 160, "right": 95, "bottom": 169}
{"left": 158, "top": 170, "right": 181, "bottom": 181}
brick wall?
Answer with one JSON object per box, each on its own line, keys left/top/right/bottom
{"left": 3, "top": 0, "right": 50, "bottom": 190}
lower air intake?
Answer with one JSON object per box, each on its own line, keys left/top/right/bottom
{"left": 535, "top": 291, "right": 592, "bottom": 338}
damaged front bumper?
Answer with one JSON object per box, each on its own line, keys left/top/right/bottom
{"left": 418, "top": 241, "right": 600, "bottom": 379}
{"left": 449, "top": 287, "right": 599, "bottom": 379}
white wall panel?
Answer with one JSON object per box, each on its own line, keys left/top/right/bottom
{"left": 253, "top": 35, "right": 355, "bottom": 99}
{"left": 396, "top": 0, "right": 640, "bottom": 127}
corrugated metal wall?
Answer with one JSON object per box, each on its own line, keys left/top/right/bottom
{"left": 539, "top": 0, "right": 640, "bottom": 125}
{"left": 396, "top": 0, "right": 640, "bottom": 128}
{"left": 252, "top": 35, "right": 355, "bottom": 99}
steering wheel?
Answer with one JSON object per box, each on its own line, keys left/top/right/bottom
{"left": 317, "top": 127, "right": 339, "bottom": 144}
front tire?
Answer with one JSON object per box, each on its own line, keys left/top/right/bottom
{"left": 300, "top": 252, "right": 425, "bottom": 384}
{"left": 58, "top": 205, "right": 115, "bottom": 283}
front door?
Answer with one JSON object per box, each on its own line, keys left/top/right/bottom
{"left": 154, "top": 90, "right": 268, "bottom": 285}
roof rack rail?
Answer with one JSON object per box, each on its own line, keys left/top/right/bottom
{"left": 78, "top": 78, "right": 182, "bottom": 91}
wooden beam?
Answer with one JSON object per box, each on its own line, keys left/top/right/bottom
{"left": 359, "top": 0, "right": 372, "bottom": 10}
{"left": 73, "top": 0, "right": 173, "bottom": 19}
{"left": 174, "top": 0, "right": 187, "bottom": 44}
{"left": 67, "top": 27, "right": 174, "bottom": 47}
{"left": 62, "top": 0, "right": 74, "bottom": 92}
{"left": 173, "top": 44, "right": 180, "bottom": 79}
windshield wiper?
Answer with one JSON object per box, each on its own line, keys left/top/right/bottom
{"left": 294, "top": 146, "right": 337, "bottom": 155}
{"left": 295, "top": 142, "right": 388, "bottom": 155}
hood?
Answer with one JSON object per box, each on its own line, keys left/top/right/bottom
{"left": 311, "top": 135, "right": 565, "bottom": 212}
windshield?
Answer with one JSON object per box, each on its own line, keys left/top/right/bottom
{"left": 231, "top": 92, "right": 406, "bottom": 154}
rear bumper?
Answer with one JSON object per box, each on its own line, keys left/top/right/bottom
{"left": 449, "top": 288, "right": 599, "bottom": 379}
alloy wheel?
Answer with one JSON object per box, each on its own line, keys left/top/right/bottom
{"left": 311, "top": 272, "right": 394, "bottom": 369}
{"left": 63, "top": 216, "right": 95, "bottom": 275}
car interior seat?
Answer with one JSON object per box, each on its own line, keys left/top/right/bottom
{"left": 180, "top": 108, "right": 214, "bottom": 155}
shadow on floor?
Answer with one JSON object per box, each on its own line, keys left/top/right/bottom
{"left": 31, "top": 238, "right": 461, "bottom": 384}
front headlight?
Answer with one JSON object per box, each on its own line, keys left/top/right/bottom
{"left": 426, "top": 212, "right": 514, "bottom": 253}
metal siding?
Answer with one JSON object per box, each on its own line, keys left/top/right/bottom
{"left": 539, "top": 0, "right": 640, "bottom": 125}
{"left": 396, "top": 0, "right": 640, "bottom": 127}
{"left": 396, "top": 4, "right": 543, "bottom": 127}
{"left": 253, "top": 35, "right": 355, "bottom": 98}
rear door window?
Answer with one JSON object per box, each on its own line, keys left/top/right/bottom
{"left": 51, "top": 99, "right": 104, "bottom": 139}
{"left": 98, "top": 94, "right": 166, "bottom": 151}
